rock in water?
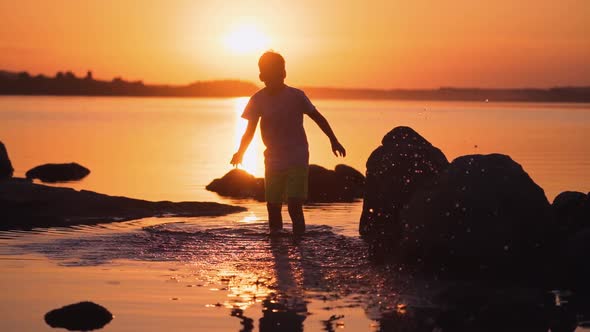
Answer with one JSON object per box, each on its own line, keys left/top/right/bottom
{"left": 399, "top": 154, "right": 551, "bottom": 278}
{"left": 359, "top": 126, "right": 449, "bottom": 240}
{"left": 44, "top": 301, "right": 113, "bottom": 331}
{"left": 335, "top": 164, "right": 365, "bottom": 198}
{"left": 206, "top": 169, "right": 265, "bottom": 200}
{"left": 0, "top": 180, "right": 245, "bottom": 229}
{"left": 207, "top": 165, "right": 365, "bottom": 202}
{"left": 308, "top": 164, "right": 364, "bottom": 202}
{"left": 26, "top": 163, "right": 90, "bottom": 183}
{"left": 0, "top": 141, "right": 13, "bottom": 180}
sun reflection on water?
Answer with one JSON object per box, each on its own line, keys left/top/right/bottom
{"left": 234, "top": 97, "right": 260, "bottom": 176}
{"left": 238, "top": 211, "right": 259, "bottom": 223}
{"left": 218, "top": 269, "right": 274, "bottom": 310}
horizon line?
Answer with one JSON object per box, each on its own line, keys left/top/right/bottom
{"left": 2, "top": 68, "right": 589, "bottom": 92}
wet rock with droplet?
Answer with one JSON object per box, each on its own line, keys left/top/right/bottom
{"left": 399, "top": 154, "right": 552, "bottom": 279}
{"left": 359, "top": 126, "right": 449, "bottom": 244}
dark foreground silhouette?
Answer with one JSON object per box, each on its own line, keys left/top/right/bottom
{"left": 359, "top": 126, "right": 590, "bottom": 327}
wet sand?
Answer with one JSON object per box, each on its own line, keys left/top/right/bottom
{"left": 0, "top": 208, "right": 388, "bottom": 331}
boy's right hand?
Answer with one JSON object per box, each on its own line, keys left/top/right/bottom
{"left": 331, "top": 140, "right": 346, "bottom": 157}
{"left": 230, "top": 152, "right": 243, "bottom": 167}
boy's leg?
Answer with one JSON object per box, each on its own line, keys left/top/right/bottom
{"left": 286, "top": 166, "right": 308, "bottom": 235}
{"left": 287, "top": 198, "right": 305, "bottom": 235}
{"left": 265, "top": 168, "right": 287, "bottom": 233}
{"left": 267, "top": 203, "right": 283, "bottom": 233}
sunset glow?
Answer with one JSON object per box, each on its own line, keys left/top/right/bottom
{"left": 1, "top": 1, "right": 588, "bottom": 88}
{"left": 224, "top": 25, "right": 270, "bottom": 55}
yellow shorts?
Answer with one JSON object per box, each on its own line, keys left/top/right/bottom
{"left": 264, "top": 166, "right": 308, "bottom": 204}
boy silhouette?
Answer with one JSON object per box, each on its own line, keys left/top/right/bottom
{"left": 231, "top": 51, "right": 345, "bottom": 235}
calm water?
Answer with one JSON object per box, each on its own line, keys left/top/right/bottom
{"left": 1, "top": 96, "right": 589, "bottom": 202}
{"left": 1, "top": 96, "right": 590, "bottom": 331}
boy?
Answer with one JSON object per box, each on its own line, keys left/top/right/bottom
{"left": 231, "top": 51, "right": 346, "bottom": 235}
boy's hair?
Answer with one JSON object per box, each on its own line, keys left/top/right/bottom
{"left": 258, "top": 51, "right": 285, "bottom": 74}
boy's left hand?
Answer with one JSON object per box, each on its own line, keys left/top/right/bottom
{"left": 331, "top": 140, "right": 346, "bottom": 157}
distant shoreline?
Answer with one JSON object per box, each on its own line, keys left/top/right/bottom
{"left": 2, "top": 70, "right": 589, "bottom": 103}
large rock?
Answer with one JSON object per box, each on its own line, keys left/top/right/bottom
{"left": 206, "top": 164, "right": 364, "bottom": 202}
{"left": 26, "top": 162, "right": 90, "bottom": 182}
{"left": 398, "top": 154, "right": 551, "bottom": 278}
{"left": 562, "top": 228, "right": 590, "bottom": 294}
{"left": 0, "top": 179, "right": 245, "bottom": 230}
{"left": 552, "top": 191, "right": 590, "bottom": 237}
{"left": 0, "top": 141, "right": 13, "bottom": 180}
{"left": 45, "top": 301, "right": 113, "bottom": 331}
{"left": 359, "top": 126, "right": 449, "bottom": 240}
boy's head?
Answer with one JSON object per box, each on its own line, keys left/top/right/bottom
{"left": 258, "top": 51, "right": 286, "bottom": 87}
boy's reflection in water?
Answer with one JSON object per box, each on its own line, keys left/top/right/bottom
{"left": 259, "top": 236, "right": 307, "bottom": 332}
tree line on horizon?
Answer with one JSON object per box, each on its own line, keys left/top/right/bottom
{"left": 1, "top": 69, "right": 589, "bottom": 102}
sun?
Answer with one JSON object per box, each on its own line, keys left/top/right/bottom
{"left": 224, "top": 25, "right": 270, "bottom": 55}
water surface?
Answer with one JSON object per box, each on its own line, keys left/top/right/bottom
{"left": 1, "top": 96, "right": 589, "bottom": 331}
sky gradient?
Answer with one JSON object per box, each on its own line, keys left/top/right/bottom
{"left": 1, "top": 0, "right": 589, "bottom": 88}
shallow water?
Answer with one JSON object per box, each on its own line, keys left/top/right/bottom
{"left": 0, "top": 209, "right": 418, "bottom": 331}
{"left": 1, "top": 97, "right": 590, "bottom": 331}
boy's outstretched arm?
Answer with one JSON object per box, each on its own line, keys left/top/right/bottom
{"left": 231, "top": 118, "right": 259, "bottom": 166}
{"left": 307, "top": 109, "right": 346, "bottom": 157}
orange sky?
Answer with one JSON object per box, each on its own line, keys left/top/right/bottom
{"left": 1, "top": 0, "right": 589, "bottom": 88}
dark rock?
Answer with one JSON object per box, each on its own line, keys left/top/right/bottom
{"left": 552, "top": 191, "right": 590, "bottom": 236}
{"left": 430, "top": 284, "right": 560, "bottom": 332}
{"left": 308, "top": 164, "right": 364, "bottom": 202}
{"left": 398, "top": 154, "right": 551, "bottom": 278}
{"left": 44, "top": 301, "right": 113, "bottom": 331}
{"left": 0, "top": 141, "right": 13, "bottom": 180}
{"left": 334, "top": 164, "right": 365, "bottom": 197}
{"left": 206, "top": 164, "right": 364, "bottom": 202}
{"left": 562, "top": 228, "right": 590, "bottom": 294}
{"left": 26, "top": 162, "right": 90, "bottom": 182}
{"left": 0, "top": 179, "right": 245, "bottom": 230}
{"left": 359, "top": 126, "right": 449, "bottom": 240}
{"left": 206, "top": 169, "right": 265, "bottom": 200}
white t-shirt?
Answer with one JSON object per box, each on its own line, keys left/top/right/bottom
{"left": 241, "top": 86, "right": 316, "bottom": 171}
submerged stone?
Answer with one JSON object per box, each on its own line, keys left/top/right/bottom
{"left": 44, "top": 301, "right": 113, "bottom": 331}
